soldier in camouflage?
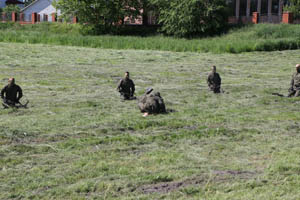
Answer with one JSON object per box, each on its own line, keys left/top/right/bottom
{"left": 117, "top": 71, "right": 135, "bottom": 100}
{"left": 207, "top": 66, "right": 222, "bottom": 93}
{"left": 138, "top": 88, "right": 166, "bottom": 117}
{"left": 288, "top": 64, "right": 300, "bottom": 97}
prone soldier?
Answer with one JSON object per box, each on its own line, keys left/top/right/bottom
{"left": 138, "top": 88, "right": 166, "bottom": 117}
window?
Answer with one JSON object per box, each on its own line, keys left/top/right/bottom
{"left": 227, "top": 0, "right": 236, "bottom": 16}
{"left": 261, "top": 0, "right": 268, "bottom": 14}
{"left": 250, "top": 0, "right": 258, "bottom": 15}
{"left": 272, "top": 0, "right": 279, "bottom": 13}
{"left": 240, "top": 0, "right": 247, "bottom": 16}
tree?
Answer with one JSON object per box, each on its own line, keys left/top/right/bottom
{"left": 53, "top": 0, "right": 142, "bottom": 29}
{"left": 2, "top": 5, "right": 21, "bottom": 14}
{"left": 284, "top": 0, "right": 300, "bottom": 19}
{"left": 149, "top": 0, "right": 229, "bottom": 37}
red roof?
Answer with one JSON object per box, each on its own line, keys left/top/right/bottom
{"left": 5, "top": 0, "right": 24, "bottom": 5}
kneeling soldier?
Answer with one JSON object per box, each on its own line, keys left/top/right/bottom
{"left": 207, "top": 65, "right": 222, "bottom": 93}
{"left": 288, "top": 64, "right": 300, "bottom": 97}
{"left": 117, "top": 71, "right": 135, "bottom": 100}
{"left": 1, "top": 78, "right": 23, "bottom": 108}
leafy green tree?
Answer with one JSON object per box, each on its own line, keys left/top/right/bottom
{"left": 2, "top": 5, "right": 21, "bottom": 14}
{"left": 53, "top": 0, "right": 141, "bottom": 29}
{"left": 149, "top": 0, "right": 229, "bottom": 37}
{"left": 284, "top": 0, "right": 300, "bottom": 19}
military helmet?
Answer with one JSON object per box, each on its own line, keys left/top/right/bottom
{"left": 145, "top": 87, "right": 153, "bottom": 94}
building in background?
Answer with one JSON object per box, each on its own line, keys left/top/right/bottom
{"left": 227, "top": 0, "right": 291, "bottom": 23}
{"left": 21, "top": 0, "right": 60, "bottom": 22}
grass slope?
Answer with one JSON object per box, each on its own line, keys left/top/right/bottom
{"left": 1, "top": 23, "right": 300, "bottom": 53}
{"left": 1, "top": 42, "right": 300, "bottom": 199}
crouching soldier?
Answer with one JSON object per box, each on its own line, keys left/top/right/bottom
{"left": 1, "top": 78, "right": 23, "bottom": 108}
{"left": 207, "top": 65, "right": 222, "bottom": 93}
{"left": 138, "top": 88, "right": 166, "bottom": 117}
{"left": 117, "top": 71, "right": 135, "bottom": 100}
{"left": 288, "top": 64, "right": 300, "bottom": 97}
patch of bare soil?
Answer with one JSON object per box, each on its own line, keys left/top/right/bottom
{"left": 140, "top": 170, "right": 258, "bottom": 194}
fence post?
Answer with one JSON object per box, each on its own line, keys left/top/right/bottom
{"left": 32, "top": 12, "right": 37, "bottom": 24}
{"left": 252, "top": 12, "right": 259, "bottom": 24}
{"left": 12, "top": 12, "right": 17, "bottom": 22}
{"left": 282, "top": 12, "right": 293, "bottom": 24}
{"left": 52, "top": 13, "right": 57, "bottom": 22}
{"left": 20, "top": 13, "right": 24, "bottom": 22}
{"left": 72, "top": 16, "right": 78, "bottom": 24}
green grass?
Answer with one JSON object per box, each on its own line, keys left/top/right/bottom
{"left": 1, "top": 42, "right": 300, "bottom": 199}
{"left": 1, "top": 22, "right": 300, "bottom": 53}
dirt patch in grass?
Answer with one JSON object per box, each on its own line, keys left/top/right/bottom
{"left": 140, "top": 170, "right": 259, "bottom": 194}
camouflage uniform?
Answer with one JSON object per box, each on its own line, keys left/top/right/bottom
{"left": 288, "top": 72, "right": 300, "bottom": 97}
{"left": 1, "top": 84, "right": 23, "bottom": 106}
{"left": 117, "top": 78, "right": 135, "bottom": 100}
{"left": 138, "top": 90, "right": 166, "bottom": 114}
{"left": 207, "top": 72, "right": 221, "bottom": 93}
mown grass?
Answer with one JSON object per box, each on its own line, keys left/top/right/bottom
{"left": 1, "top": 42, "right": 300, "bottom": 199}
{"left": 1, "top": 22, "right": 300, "bottom": 53}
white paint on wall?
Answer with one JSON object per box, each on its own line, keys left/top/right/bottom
{"left": 22, "top": 0, "right": 59, "bottom": 22}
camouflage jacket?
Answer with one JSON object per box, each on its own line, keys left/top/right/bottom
{"left": 207, "top": 72, "right": 221, "bottom": 89}
{"left": 117, "top": 78, "right": 135, "bottom": 96}
{"left": 138, "top": 91, "right": 166, "bottom": 114}
{"left": 290, "top": 72, "right": 300, "bottom": 91}
{"left": 1, "top": 84, "right": 23, "bottom": 102}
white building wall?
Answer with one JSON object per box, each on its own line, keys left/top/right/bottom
{"left": 22, "top": 0, "right": 59, "bottom": 22}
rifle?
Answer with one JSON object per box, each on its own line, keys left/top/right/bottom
{"left": 16, "top": 100, "right": 29, "bottom": 108}
{"left": 2, "top": 98, "right": 29, "bottom": 109}
{"left": 271, "top": 93, "right": 286, "bottom": 97}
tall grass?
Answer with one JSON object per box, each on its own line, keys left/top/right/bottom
{"left": 1, "top": 22, "right": 300, "bottom": 53}
{"left": 2, "top": 42, "right": 300, "bottom": 199}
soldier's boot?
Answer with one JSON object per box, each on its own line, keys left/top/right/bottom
{"left": 2, "top": 102, "right": 9, "bottom": 109}
{"left": 120, "top": 93, "right": 130, "bottom": 100}
{"left": 214, "top": 87, "right": 221, "bottom": 93}
{"left": 288, "top": 90, "right": 296, "bottom": 97}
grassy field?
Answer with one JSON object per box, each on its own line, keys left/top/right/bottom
{"left": 1, "top": 23, "right": 300, "bottom": 53}
{"left": 1, "top": 42, "right": 300, "bottom": 199}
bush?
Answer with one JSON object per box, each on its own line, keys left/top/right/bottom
{"left": 284, "top": 0, "right": 300, "bottom": 19}
{"left": 1, "top": 23, "right": 300, "bottom": 54}
{"left": 150, "top": 0, "right": 229, "bottom": 37}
